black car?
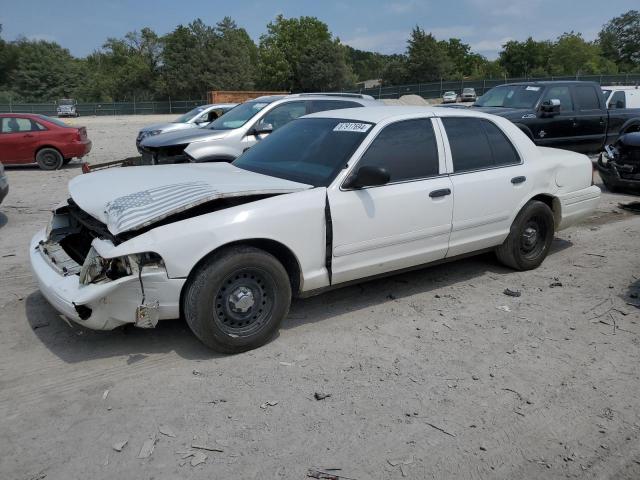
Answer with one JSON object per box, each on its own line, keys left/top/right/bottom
{"left": 597, "top": 132, "right": 640, "bottom": 193}
{"left": 469, "top": 81, "right": 640, "bottom": 154}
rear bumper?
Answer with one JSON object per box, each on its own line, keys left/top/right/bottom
{"left": 29, "top": 229, "right": 184, "bottom": 330}
{"left": 64, "top": 140, "right": 92, "bottom": 159}
{"left": 557, "top": 185, "right": 601, "bottom": 230}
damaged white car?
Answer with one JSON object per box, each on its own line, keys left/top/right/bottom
{"left": 31, "top": 107, "right": 600, "bottom": 353}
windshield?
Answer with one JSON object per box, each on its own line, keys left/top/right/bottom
{"left": 444, "top": 91, "right": 455, "bottom": 96}
{"left": 174, "top": 106, "right": 208, "bottom": 123}
{"left": 207, "top": 101, "right": 270, "bottom": 130}
{"left": 233, "top": 118, "right": 373, "bottom": 187}
{"left": 58, "top": 99, "right": 75, "bottom": 106}
{"left": 38, "top": 115, "right": 73, "bottom": 127}
{"left": 463, "top": 88, "right": 474, "bottom": 93}
{"left": 474, "top": 85, "right": 543, "bottom": 108}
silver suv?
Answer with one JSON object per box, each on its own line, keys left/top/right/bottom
{"left": 139, "top": 93, "right": 380, "bottom": 164}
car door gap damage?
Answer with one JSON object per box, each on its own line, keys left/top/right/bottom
{"left": 324, "top": 193, "right": 333, "bottom": 285}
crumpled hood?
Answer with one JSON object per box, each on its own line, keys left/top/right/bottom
{"left": 68, "top": 163, "right": 311, "bottom": 235}
{"left": 140, "top": 127, "right": 228, "bottom": 148}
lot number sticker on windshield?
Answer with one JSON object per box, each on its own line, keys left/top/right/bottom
{"left": 333, "top": 122, "right": 371, "bottom": 133}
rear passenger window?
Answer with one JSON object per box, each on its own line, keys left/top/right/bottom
{"left": 574, "top": 86, "right": 601, "bottom": 110}
{"left": 356, "top": 119, "right": 439, "bottom": 182}
{"left": 310, "top": 100, "right": 362, "bottom": 113}
{"left": 442, "top": 117, "right": 520, "bottom": 172}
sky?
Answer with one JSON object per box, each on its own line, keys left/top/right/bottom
{"left": 0, "top": 0, "right": 637, "bottom": 59}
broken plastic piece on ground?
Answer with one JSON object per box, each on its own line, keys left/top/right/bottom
{"left": 191, "top": 451, "right": 207, "bottom": 466}
{"left": 260, "top": 400, "right": 278, "bottom": 409}
{"left": 314, "top": 392, "right": 331, "bottom": 400}
{"left": 112, "top": 436, "right": 128, "bottom": 452}
{"left": 137, "top": 437, "right": 156, "bottom": 458}
{"left": 503, "top": 288, "right": 522, "bottom": 297}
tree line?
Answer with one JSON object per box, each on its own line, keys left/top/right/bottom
{"left": 0, "top": 10, "right": 638, "bottom": 103}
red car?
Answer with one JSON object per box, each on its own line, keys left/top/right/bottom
{"left": 0, "top": 113, "right": 92, "bottom": 170}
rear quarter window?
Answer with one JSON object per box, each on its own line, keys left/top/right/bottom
{"left": 573, "top": 86, "right": 602, "bottom": 111}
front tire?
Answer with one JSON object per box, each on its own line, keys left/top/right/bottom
{"left": 36, "top": 148, "right": 63, "bottom": 170}
{"left": 496, "top": 200, "right": 555, "bottom": 271}
{"left": 183, "top": 246, "right": 292, "bottom": 353}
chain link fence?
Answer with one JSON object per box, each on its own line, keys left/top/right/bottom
{"left": 0, "top": 99, "right": 207, "bottom": 116}
{"left": 346, "top": 73, "right": 640, "bottom": 100}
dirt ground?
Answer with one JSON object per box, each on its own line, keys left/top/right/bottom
{"left": 1, "top": 115, "right": 640, "bottom": 480}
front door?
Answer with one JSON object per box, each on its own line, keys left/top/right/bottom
{"left": 328, "top": 118, "right": 454, "bottom": 285}
{"left": 0, "top": 117, "right": 38, "bottom": 164}
{"left": 533, "top": 85, "right": 578, "bottom": 150}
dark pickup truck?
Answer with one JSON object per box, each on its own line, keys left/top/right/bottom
{"left": 469, "top": 81, "right": 640, "bottom": 154}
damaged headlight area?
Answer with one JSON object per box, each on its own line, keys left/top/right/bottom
{"left": 41, "top": 201, "right": 165, "bottom": 285}
{"left": 79, "top": 249, "right": 163, "bottom": 285}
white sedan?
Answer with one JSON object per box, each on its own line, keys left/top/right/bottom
{"left": 30, "top": 107, "right": 600, "bottom": 353}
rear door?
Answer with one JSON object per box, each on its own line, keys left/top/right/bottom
{"left": 571, "top": 85, "right": 607, "bottom": 153}
{"left": 328, "top": 117, "right": 454, "bottom": 284}
{"left": 0, "top": 117, "right": 39, "bottom": 164}
{"left": 439, "top": 116, "right": 531, "bottom": 257}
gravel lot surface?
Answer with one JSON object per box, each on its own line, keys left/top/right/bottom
{"left": 1, "top": 115, "right": 639, "bottom": 480}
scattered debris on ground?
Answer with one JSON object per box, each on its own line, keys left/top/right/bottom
{"left": 503, "top": 288, "right": 522, "bottom": 297}
{"left": 260, "top": 400, "right": 278, "bottom": 409}
{"left": 159, "top": 424, "right": 176, "bottom": 438}
{"left": 111, "top": 437, "right": 128, "bottom": 452}
{"left": 314, "top": 392, "right": 331, "bottom": 400}
{"left": 137, "top": 437, "right": 156, "bottom": 459}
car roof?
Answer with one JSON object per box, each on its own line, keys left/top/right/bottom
{"left": 0, "top": 113, "right": 46, "bottom": 118}
{"left": 304, "top": 105, "right": 500, "bottom": 123}
{"left": 251, "top": 93, "right": 380, "bottom": 106}
{"left": 203, "top": 103, "right": 238, "bottom": 109}
{"left": 502, "top": 80, "right": 599, "bottom": 87}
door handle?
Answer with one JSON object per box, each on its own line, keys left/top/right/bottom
{"left": 23, "top": 133, "right": 34, "bottom": 138}
{"left": 511, "top": 176, "right": 526, "bottom": 184}
{"left": 429, "top": 188, "right": 451, "bottom": 198}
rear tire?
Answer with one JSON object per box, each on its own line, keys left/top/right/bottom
{"left": 36, "top": 148, "right": 63, "bottom": 170}
{"left": 183, "top": 246, "right": 291, "bottom": 353}
{"left": 496, "top": 200, "right": 555, "bottom": 271}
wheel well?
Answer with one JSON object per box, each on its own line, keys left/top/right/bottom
{"left": 622, "top": 122, "right": 640, "bottom": 134}
{"left": 184, "top": 238, "right": 302, "bottom": 299}
{"left": 530, "top": 194, "right": 561, "bottom": 229}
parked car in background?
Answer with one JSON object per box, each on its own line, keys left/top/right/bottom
{"left": 0, "top": 162, "right": 8, "bottom": 204}
{"left": 31, "top": 106, "right": 599, "bottom": 352}
{"left": 138, "top": 93, "right": 380, "bottom": 165}
{"left": 471, "top": 81, "right": 640, "bottom": 153}
{"left": 136, "top": 103, "right": 237, "bottom": 152}
{"left": 597, "top": 131, "right": 640, "bottom": 193}
{"left": 57, "top": 98, "right": 79, "bottom": 118}
{"left": 461, "top": 88, "right": 477, "bottom": 102}
{"left": 442, "top": 91, "right": 458, "bottom": 104}
{"left": 601, "top": 86, "right": 640, "bottom": 110}
{"left": 0, "top": 114, "right": 91, "bottom": 170}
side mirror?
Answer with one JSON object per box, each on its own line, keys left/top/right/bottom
{"left": 540, "top": 98, "right": 561, "bottom": 116}
{"left": 252, "top": 122, "right": 273, "bottom": 135}
{"left": 343, "top": 165, "right": 390, "bottom": 189}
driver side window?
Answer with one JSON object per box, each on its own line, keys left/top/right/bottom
{"left": 541, "top": 86, "right": 573, "bottom": 111}
{"left": 259, "top": 101, "right": 308, "bottom": 131}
